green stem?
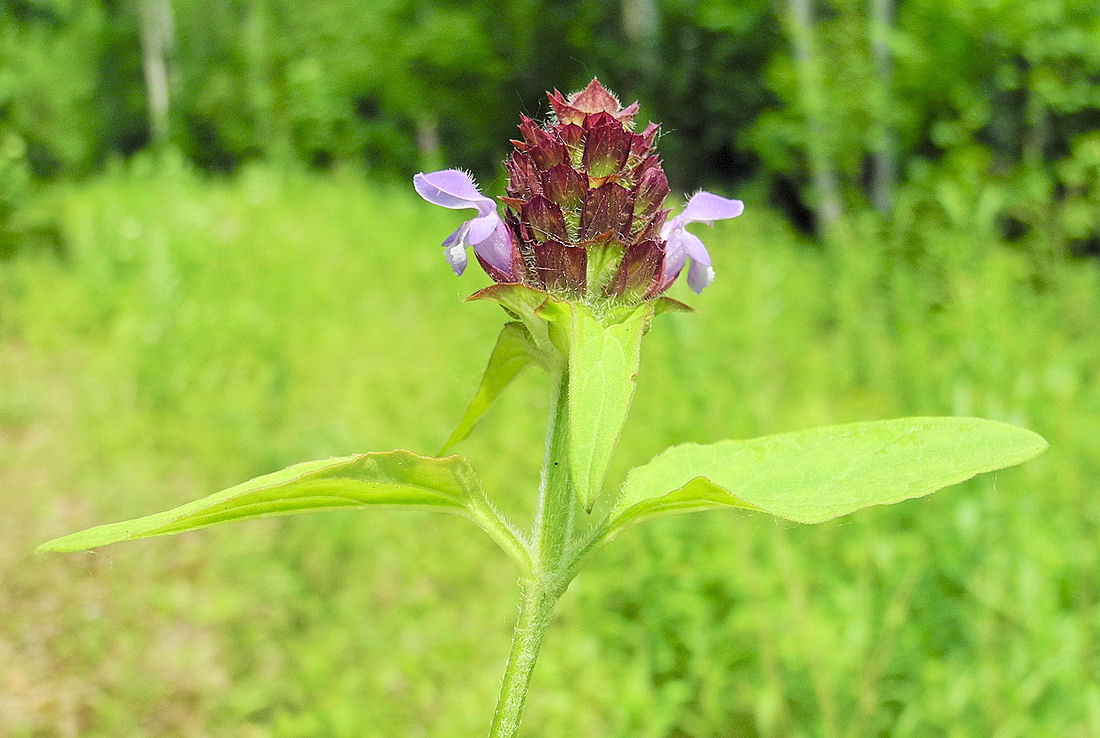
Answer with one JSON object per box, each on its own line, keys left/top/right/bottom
{"left": 489, "top": 369, "right": 576, "bottom": 737}
{"left": 488, "top": 579, "right": 561, "bottom": 738}
{"left": 532, "top": 370, "right": 575, "bottom": 570}
{"left": 465, "top": 494, "right": 534, "bottom": 574}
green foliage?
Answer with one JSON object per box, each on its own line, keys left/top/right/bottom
{"left": 4, "top": 168, "right": 1097, "bottom": 734}
{"left": 0, "top": 127, "right": 31, "bottom": 253}
{"left": 2, "top": 0, "right": 1097, "bottom": 251}
{"left": 0, "top": 112, "right": 62, "bottom": 257}
{"left": 540, "top": 301, "right": 652, "bottom": 512}
{"left": 0, "top": 0, "right": 110, "bottom": 175}
{"left": 37, "top": 451, "right": 484, "bottom": 552}
{"left": 439, "top": 322, "right": 542, "bottom": 454}
{"left": 609, "top": 417, "right": 1046, "bottom": 535}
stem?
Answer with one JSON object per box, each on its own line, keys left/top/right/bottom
{"left": 465, "top": 494, "right": 534, "bottom": 574}
{"left": 489, "top": 369, "right": 576, "bottom": 737}
{"left": 488, "top": 579, "right": 560, "bottom": 738}
{"left": 532, "top": 370, "right": 575, "bottom": 570}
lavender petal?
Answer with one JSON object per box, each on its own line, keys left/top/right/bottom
{"left": 679, "top": 191, "right": 745, "bottom": 225}
{"left": 441, "top": 221, "right": 471, "bottom": 274}
{"left": 682, "top": 230, "right": 715, "bottom": 292}
{"left": 471, "top": 219, "right": 517, "bottom": 281}
{"left": 680, "top": 229, "right": 711, "bottom": 267}
{"left": 466, "top": 211, "right": 503, "bottom": 243}
{"left": 413, "top": 170, "right": 493, "bottom": 211}
{"left": 660, "top": 227, "right": 688, "bottom": 286}
{"left": 687, "top": 260, "right": 715, "bottom": 293}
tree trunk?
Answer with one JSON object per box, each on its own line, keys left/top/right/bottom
{"left": 622, "top": 0, "right": 660, "bottom": 84}
{"left": 869, "top": 0, "right": 896, "bottom": 215}
{"left": 784, "top": 0, "right": 842, "bottom": 229}
{"left": 137, "top": 0, "right": 175, "bottom": 145}
{"left": 415, "top": 116, "right": 442, "bottom": 172}
{"left": 244, "top": 0, "right": 292, "bottom": 162}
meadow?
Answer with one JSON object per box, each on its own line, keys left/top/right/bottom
{"left": 2, "top": 159, "right": 1097, "bottom": 736}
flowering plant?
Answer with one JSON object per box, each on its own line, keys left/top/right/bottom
{"left": 40, "top": 80, "right": 1047, "bottom": 737}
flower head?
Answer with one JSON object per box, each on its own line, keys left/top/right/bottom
{"left": 413, "top": 79, "right": 743, "bottom": 301}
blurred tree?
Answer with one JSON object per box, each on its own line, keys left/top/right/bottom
{"left": 622, "top": 0, "right": 660, "bottom": 87}
{"left": 868, "top": 0, "right": 896, "bottom": 215}
{"left": 0, "top": 0, "right": 1094, "bottom": 251}
{"left": 783, "top": 0, "right": 843, "bottom": 228}
{"left": 137, "top": 0, "right": 175, "bottom": 145}
{"left": 0, "top": 0, "right": 112, "bottom": 174}
{"left": 0, "top": 123, "right": 31, "bottom": 256}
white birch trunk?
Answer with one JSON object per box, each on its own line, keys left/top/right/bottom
{"left": 785, "top": 0, "right": 843, "bottom": 228}
{"left": 622, "top": 0, "right": 659, "bottom": 85}
{"left": 138, "top": 0, "right": 175, "bottom": 144}
{"left": 869, "top": 0, "right": 897, "bottom": 215}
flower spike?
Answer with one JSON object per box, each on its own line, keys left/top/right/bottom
{"left": 414, "top": 80, "right": 744, "bottom": 301}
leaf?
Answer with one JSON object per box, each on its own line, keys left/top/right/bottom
{"left": 653, "top": 296, "right": 694, "bottom": 315}
{"left": 608, "top": 417, "right": 1047, "bottom": 535}
{"left": 439, "top": 322, "right": 545, "bottom": 453}
{"left": 467, "top": 283, "right": 558, "bottom": 356}
{"left": 39, "top": 451, "right": 496, "bottom": 553}
{"left": 539, "top": 301, "right": 653, "bottom": 511}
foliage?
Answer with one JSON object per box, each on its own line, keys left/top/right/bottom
{"left": 2, "top": 167, "right": 1096, "bottom": 733}
{"left": 0, "top": 112, "right": 61, "bottom": 257}
{"left": 1, "top": 0, "right": 1095, "bottom": 248}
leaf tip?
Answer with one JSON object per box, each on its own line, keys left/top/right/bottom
{"left": 35, "top": 536, "right": 81, "bottom": 554}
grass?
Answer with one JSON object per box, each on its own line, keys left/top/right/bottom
{"left": 1, "top": 157, "right": 1097, "bottom": 736}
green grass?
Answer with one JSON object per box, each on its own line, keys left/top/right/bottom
{"left": 2, "top": 158, "right": 1097, "bottom": 736}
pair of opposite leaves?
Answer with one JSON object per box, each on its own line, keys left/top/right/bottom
{"left": 39, "top": 285, "right": 1047, "bottom": 567}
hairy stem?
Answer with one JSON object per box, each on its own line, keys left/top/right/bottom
{"left": 465, "top": 494, "right": 534, "bottom": 574}
{"left": 532, "top": 370, "right": 575, "bottom": 569}
{"left": 488, "top": 579, "right": 561, "bottom": 738}
{"left": 489, "top": 369, "right": 576, "bottom": 737}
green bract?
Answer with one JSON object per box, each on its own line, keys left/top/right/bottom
{"left": 462, "top": 284, "right": 654, "bottom": 511}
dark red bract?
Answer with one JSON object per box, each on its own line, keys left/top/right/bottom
{"left": 502, "top": 79, "right": 671, "bottom": 298}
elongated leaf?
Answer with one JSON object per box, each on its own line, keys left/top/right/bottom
{"left": 440, "top": 322, "right": 545, "bottom": 453}
{"left": 608, "top": 417, "right": 1047, "bottom": 534}
{"left": 540, "top": 301, "right": 653, "bottom": 511}
{"left": 39, "top": 451, "right": 485, "bottom": 553}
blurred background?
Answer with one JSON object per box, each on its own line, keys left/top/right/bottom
{"left": 1, "top": 0, "right": 1098, "bottom": 735}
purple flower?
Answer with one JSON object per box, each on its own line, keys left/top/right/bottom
{"left": 660, "top": 192, "right": 745, "bottom": 294}
{"left": 413, "top": 169, "right": 518, "bottom": 281}
{"left": 414, "top": 81, "right": 745, "bottom": 301}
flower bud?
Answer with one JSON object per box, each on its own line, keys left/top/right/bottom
{"left": 504, "top": 79, "right": 670, "bottom": 299}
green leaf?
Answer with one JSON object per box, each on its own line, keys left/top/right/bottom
{"left": 38, "top": 451, "right": 528, "bottom": 566}
{"left": 539, "top": 301, "right": 653, "bottom": 512}
{"left": 653, "top": 296, "right": 694, "bottom": 315}
{"left": 467, "top": 283, "right": 558, "bottom": 356}
{"left": 439, "top": 322, "right": 546, "bottom": 454}
{"left": 608, "top": 417, "right": 1047, "bottom": 534}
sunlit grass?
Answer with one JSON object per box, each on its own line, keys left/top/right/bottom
{"left": 2, "top": 160, "right": 1097, "bottom": 735}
